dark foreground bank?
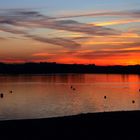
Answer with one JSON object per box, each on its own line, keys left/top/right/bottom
{"left": 0, "top": 111, "right": 140, "bottom": 140}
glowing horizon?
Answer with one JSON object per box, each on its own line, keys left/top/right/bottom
{"left": 0, "top": 0, "right": 140, "bottom": 66}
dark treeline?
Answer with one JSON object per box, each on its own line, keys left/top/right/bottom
{"left": 0, "top": 62, "right": 140, "bottom": 74}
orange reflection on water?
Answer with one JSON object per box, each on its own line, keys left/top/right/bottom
{"left": 0, "top": 74, "right": 140, "bottom": 120}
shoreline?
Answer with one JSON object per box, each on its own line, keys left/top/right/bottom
{"left": 0, "top": 63, "right": 140, "bottom": 74}
{"left": 1, "top": 110, "right": 140, "bottom": 122}
{"left": 0, "top": 110, "right": 140, "bottom": 139}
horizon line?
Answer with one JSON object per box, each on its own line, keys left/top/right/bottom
{"left": 0, "top": 62, "right": 140, "bottom": 67}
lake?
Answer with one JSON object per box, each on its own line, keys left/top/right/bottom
{"left": 0, "top": 74, "right": 140, "bottom": 120}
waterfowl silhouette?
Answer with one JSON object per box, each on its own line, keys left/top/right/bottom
{"left": 9, "top": 90, "right": 13, "bottom": 94}
{"left": 0, "top": 93, "right": 4, "bottom": 98}
{"left": 132, "top": 100, "right": 135, "bottom": 104}
{"left": 104, "top": 96, "right": 107, "bottom": 99}
{"left": 73, "top": 88, "right": 76, "bottom": 91}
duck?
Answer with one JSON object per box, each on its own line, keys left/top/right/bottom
{"left": 104, "top": 96, "right": 107, "bottom": 99}
{"left": 73, "top": 88, "right": 76, "bottom": 91}
{"left": 0, "top": 93, "right": 4, "bottom": 98}
{"left": 132, "top": 100, "right": 135, "bottom": 104}
{"left": 9, "top": 90, "right": 13, "bottom": 94}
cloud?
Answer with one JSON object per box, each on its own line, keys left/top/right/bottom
{"left": 45, "top": 20, "right": 119, "bottom": 36}
{"left": 1, "top": 9, "right": 139, "bottom": 52}
{"left": 0, "top": 9, "right": 47, "bottom": 20}
{"left": 0, "top": 9, "right": 121, "bottom": 50}
{"left": 0, "top": 26, "right": 81, "bottom": 50}
{"left": 128, "top": 28, "right": 140, "bottom": 35}
{"left": 32, "top": 53, "right": 55, "bottom": 57}
{"left": 55, "top": 10, "right": 140, "bottom": 19}
{"left": 0, "top": 25, "right": 81, "bottom": 49}
{"left": 26, "top": 35, "right": 81, "bottom": 49}
{"left": 0, "top": 25, "right": 26, "bottom": 34}
{"left": 92, "top": 19, "right": 140, "bottom": 26}
{"left": 75, "top": 49, "right": 140, "bottom": 59}
{"left": 0, "top": 10, "right": 81, "bottom": 50}
{"left": 0, "top": 9, "right": 120, "bottom": 36}
{"left": 126, "top": 42, "right": 140, "bottom": 47}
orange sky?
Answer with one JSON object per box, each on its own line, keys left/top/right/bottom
{"left": 0, "top": 5, "right": 140, "bottom": 65}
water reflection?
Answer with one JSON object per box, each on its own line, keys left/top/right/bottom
{"left": 0, "top": 74, "right": 86, "bottom": 84}
{"left": 0, "top": 74, "right": 140, "bottom": 120}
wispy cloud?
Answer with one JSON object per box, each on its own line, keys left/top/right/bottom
{"left": 32, "top": 53, "right": 55, "bottom": 57}
{"left": 26, "top": 35, "right": 81, "bottom": 49}
{"left": 92, "top": 19, "right": 140, "bottom": 26}
{"left": 0, "top": 25, "right": 26, "bottom": 34}
{"left": 55, "top": 10, "right": 140, "bottom": 19}
{"left": 0, "top": 9, "right": 120, "bottom": 36}
{"left": 75, "top": 49, "right": 140, "bottom": 60}
{"left": 0, "top": 9, "right": 140, "bottom": 65}
{"left": 46, "top": 20, "right": 119, "bottom": 36}
{"left": 0, "top": 9, "right": 122, "bottom": 50}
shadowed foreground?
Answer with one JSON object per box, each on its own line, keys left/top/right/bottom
{"left": 0, "top": 111, "right": 140, "bottom": 139}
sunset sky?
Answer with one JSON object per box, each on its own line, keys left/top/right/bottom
{"left": 0, "top": 0, "right": 140, "bottom": 65}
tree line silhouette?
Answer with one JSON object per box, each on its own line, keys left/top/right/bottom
{"left": 0, "top": 62, "right": 140, "bottom": 74}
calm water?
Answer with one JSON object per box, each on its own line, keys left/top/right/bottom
{"left": 0, "top": 74, "right": 140, "bottom": 120}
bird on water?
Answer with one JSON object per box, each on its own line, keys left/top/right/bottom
{"left": 0, "top": 93, "right": 4, "bottom": 98}
{"left": 104, "top": 96, "right": 107, "bottom": 99}
{"left": 9, "top": 90, "right": 13, "bottom": 94}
